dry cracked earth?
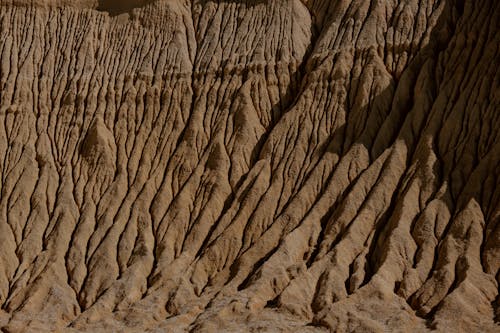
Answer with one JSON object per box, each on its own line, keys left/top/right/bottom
{"left": 0, "top": 0, "right": 499, "bottom": 332}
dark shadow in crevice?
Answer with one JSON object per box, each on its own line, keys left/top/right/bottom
{"left": 96, "top": 0, "right": 155, "bottom": 16}
{"left": 493, "top": 282, "right": 500, "bottom": 323}
{"left": 196, "top": 0, "right": 267, "bottom": 6}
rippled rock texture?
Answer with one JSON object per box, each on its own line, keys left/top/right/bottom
{"left": 0, "top": 0, "right": 499, "bottom": 332}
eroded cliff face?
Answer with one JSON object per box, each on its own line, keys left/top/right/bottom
{"left": 0, "top": 0, "right": 498, "bottom": 332}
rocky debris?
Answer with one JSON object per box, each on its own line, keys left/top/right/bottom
{"left": 0, "top": 0, "right": 498, "bottom": 332}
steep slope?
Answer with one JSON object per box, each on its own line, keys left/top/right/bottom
{"left": 0, "top": 0, "right": 498, "bottom": 332}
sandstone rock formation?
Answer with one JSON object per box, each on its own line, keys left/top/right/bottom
{"left": 0, "top": 0, "right": 498, "bottom": 332}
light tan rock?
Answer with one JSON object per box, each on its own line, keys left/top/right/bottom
{"left": 0, "top": 0, "right": 498, "bottom": 332}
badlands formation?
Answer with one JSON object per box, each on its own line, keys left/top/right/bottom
{"left": 0, "top": 0, "right": 499, "bottom": 332}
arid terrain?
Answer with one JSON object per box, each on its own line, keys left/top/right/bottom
{"left": 0, "top": 0, "right": 498, "bottom": 332}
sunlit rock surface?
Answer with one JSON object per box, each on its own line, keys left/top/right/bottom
{"left": 0, "top": 0, "right": 498, "bottom": 331}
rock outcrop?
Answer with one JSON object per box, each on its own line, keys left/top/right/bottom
{"left": 0, "top": 0, "right": 498, "bottom": 332}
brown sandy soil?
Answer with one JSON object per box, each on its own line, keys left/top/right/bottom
{"left": 0, "top": 0, "right": 498, "bottom": 332}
